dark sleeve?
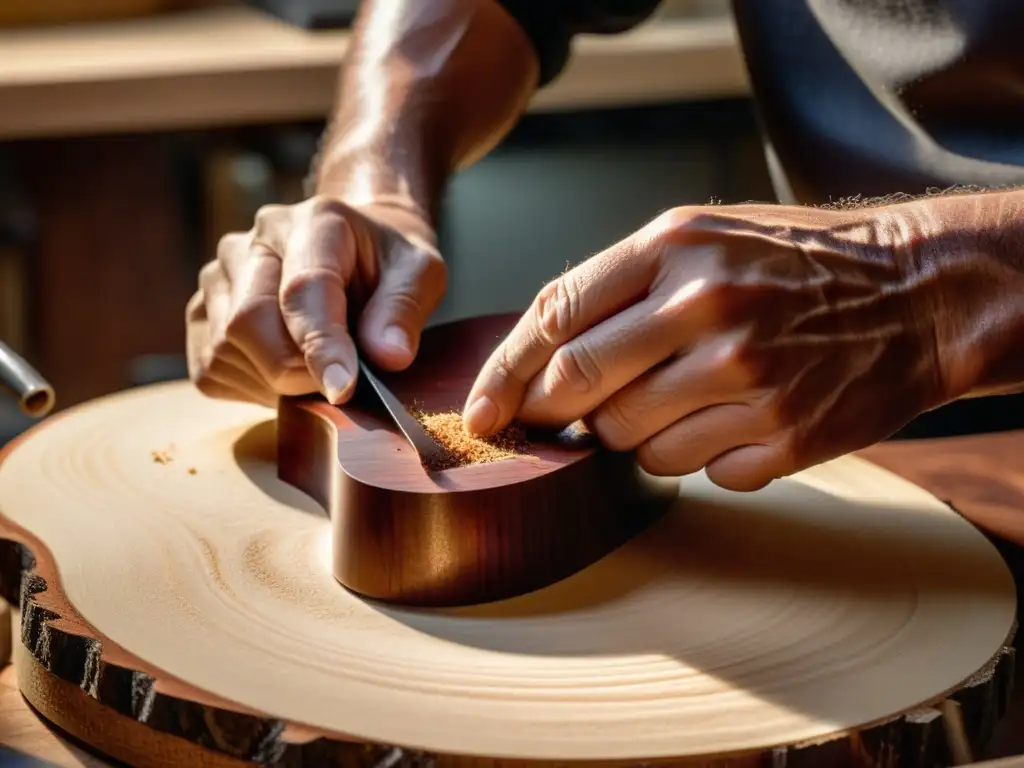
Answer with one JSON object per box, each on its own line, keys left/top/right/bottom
{"left": 494, "top": 0, "right": 663, "bottom": 87}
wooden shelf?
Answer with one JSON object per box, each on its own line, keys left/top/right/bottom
{"left": 0, "top": 5, "right": 748, "bottom": 140}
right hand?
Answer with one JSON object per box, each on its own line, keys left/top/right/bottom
{"left": 186, "top": 196, "right": 446, "bottom": 407}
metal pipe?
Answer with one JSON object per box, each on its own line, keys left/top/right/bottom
{"left": 0, "top": 341, "right": 54, "bottom": 418}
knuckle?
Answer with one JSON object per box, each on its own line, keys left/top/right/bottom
{"left": 216, "top": 231, "right": 248, "bottom": 261}
{"left": 713, "top": 335, "right": 753, "bottom": 377}
{"left": 382, "top": 289, "right": 425, "bottom": 321}
{"left": 254, "top": 203, "right": 287, "bottom": 229}
{"left": 636, "top": 438, "right": 679, "bottom": 477}
{"left": 708, "top": 331, "right": 757, "bottom": 387}
{"left": 296, "top": 328, "right": 338, "bottom": 361}
{"left": 547, "top": 342, "right": 601, "bottom": 395}
{"left": 647, "top": 206, "right": 730, "bottom": 251}
{"left": 533, "top": 274, "right": 580, "bottom": 344}
{"left": 252, "top": 205, "right": 292, "bottom": 251}
{"left": 650, "top": 206, "right": 694, "bottom": 236}
{"left": 647, "top": 206, "right": 704, "bottom": 244}
{"left": 198, "top": 260, "right": 222, "bottom": 290}
{"left": 304, "top": 194, "right": 348, "bottom": 220}
{"left": 593, "top": 399, "right": 642, "bottom": 451}
{"left": 224, "top": 295, "right": 277, "bottom": 342}
{"left": 408, "top": 246, "right": 446, "bottom": 279}
{"left": 394, "top": 248, "right": 448, "bottom": 303}
{"left": 278, "top": 267, "right": 344, "bottom": 315}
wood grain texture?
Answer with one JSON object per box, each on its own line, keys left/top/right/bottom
{"left": 0, "top": 381, "right": 1018, "bottom": 766}
{"left": 859, "top": 432, "right": 1024, "bottom": 550}
{"left": 278, "top": 313, "right": 674, "bottom": 607}
{"left": 2, "top": 521, "right": 1018, "bottom": 768}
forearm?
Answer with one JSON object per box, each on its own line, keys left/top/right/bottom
{"left": 314, "top": 0, "right": 539, "bottom": 237}
{"left": 895, "top": 189, "right": 1024, "bottom": 399}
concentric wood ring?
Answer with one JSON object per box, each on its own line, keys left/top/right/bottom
{"left": 0, "top": 382, "right": 1016, "bottom": 764}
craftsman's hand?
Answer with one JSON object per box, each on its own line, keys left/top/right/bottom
{"left": 464, "top": 204, "right": 957, "bottom": 491}
{"left": 186, "top": 198, "right": 445, "bottom": 407}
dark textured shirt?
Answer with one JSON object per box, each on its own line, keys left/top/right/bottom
{"left": 496, "top": 0, "right": 1024, "bottom": 204}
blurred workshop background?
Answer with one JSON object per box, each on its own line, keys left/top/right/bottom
{"left": 0, "top": 0, "right": 1020, "bottom": 446}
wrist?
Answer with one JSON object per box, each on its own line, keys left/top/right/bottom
{"left": 316, "top": 141, "right": 436, "bottom": 216}
{"left": 890, "top": 192, "right": 1024, "bottom": 400}
{"left": 310, "top": 140, "right": 440, "bottom": 252}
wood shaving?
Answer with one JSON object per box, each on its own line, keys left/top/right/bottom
{"left": 151, "top": 449, "right": 173, "bottom": 464}
{"left": 412, "top": 409, "right": 529, "bottom": 471}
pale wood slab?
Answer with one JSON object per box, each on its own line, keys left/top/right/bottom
{"left": 0, "top": 381, "right": 1017, "bottom": 765}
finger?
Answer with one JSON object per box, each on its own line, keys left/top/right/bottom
{"left": 588, "top": 333, "right": 759, "bottom": 451}
{"left": 636, "top": 401, "right": 775, "bottom": 480}
{"left": 277, "top": 210, "right": 359, "bottom": 405}
{"left": 195, "top": 374, "right": 274, "bottom": 407}
{"left": 199, "top": 257, "right": 268, "bottom": 386}
{"left": 185, "top": 287, "right": 206, "bottom": 324}
{"left": 463, "top": 225, "right": 662, "bottom": 436}
{"left": 704, "top": 443, "right": 792, "bottom": 492}
{"left": 224, "top": 242, "right": 317, "bottom": 396}
{"left": 203, "top": 359, "right": 278, "bottom": 407}
{"left": 357, "top": 244, "right": 446, "bottom": 371}
{"left": 187, "top": 313, "right": 276, "bottom": 407}
{"left": 514, "top": 280, "right": 717, "bottom": 428}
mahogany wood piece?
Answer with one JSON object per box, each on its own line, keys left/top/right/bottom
{"left": 0, "top": 384, "right": 1019, "bottom": 767}
{"left": 859, "top": 431, "right": 1024, "bottom": 551}
{"left": 277, "top": 312, "right": 675, "bottom": 607}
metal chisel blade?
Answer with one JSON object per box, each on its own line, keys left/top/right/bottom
{"left": 356, "top": 360, "right": 449, "bottom": 469}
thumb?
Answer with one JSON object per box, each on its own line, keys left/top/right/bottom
{"left": 277, "top": 204, "right": 360, "bottom": 405}
{"left": 462, "top": 221, "right": 661, "bottom": 437}
{"left": 357, "top": 244, "right": 447, "bottom": 371}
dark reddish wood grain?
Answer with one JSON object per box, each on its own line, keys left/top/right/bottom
{"left": 859, "top": 431, "right": 1024, "bottom": 762}
{"left": 277, "top": 313, "right": 676, "bottom": 608}
{"left": 859, "top": 431, "right": 1024, "bottom": 549}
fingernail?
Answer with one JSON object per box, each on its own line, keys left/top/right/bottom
{"left": 464, "top": 395, "right": 499, "bottom": 436}
{"left": 381, "top": 325, "right": 410, "bottom": 354}
{"left": 322, "top": 363, "right": 353, "bottom": 404}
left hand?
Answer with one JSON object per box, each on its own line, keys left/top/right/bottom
{"left": 463, "top": 204, "right": 954, "bottom": 491}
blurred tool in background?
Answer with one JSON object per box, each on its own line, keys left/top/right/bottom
{"left": 0, "top": 341, "right": 53, "bottom": 420}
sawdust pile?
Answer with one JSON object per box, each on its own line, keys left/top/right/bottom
{"left": 413, "top": 410, "right": 529, "bottom": 471}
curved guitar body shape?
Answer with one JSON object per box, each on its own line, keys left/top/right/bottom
{"left": 277, "top": 313, "right": 674, "bottom": 607}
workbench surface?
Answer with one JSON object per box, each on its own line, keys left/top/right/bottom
{"left": 0, "top": 5, "right": 748, "bottom": 141}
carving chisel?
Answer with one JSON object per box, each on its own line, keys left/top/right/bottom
{"left": 356, "top": 359, "right": 449, "bottom": 469}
